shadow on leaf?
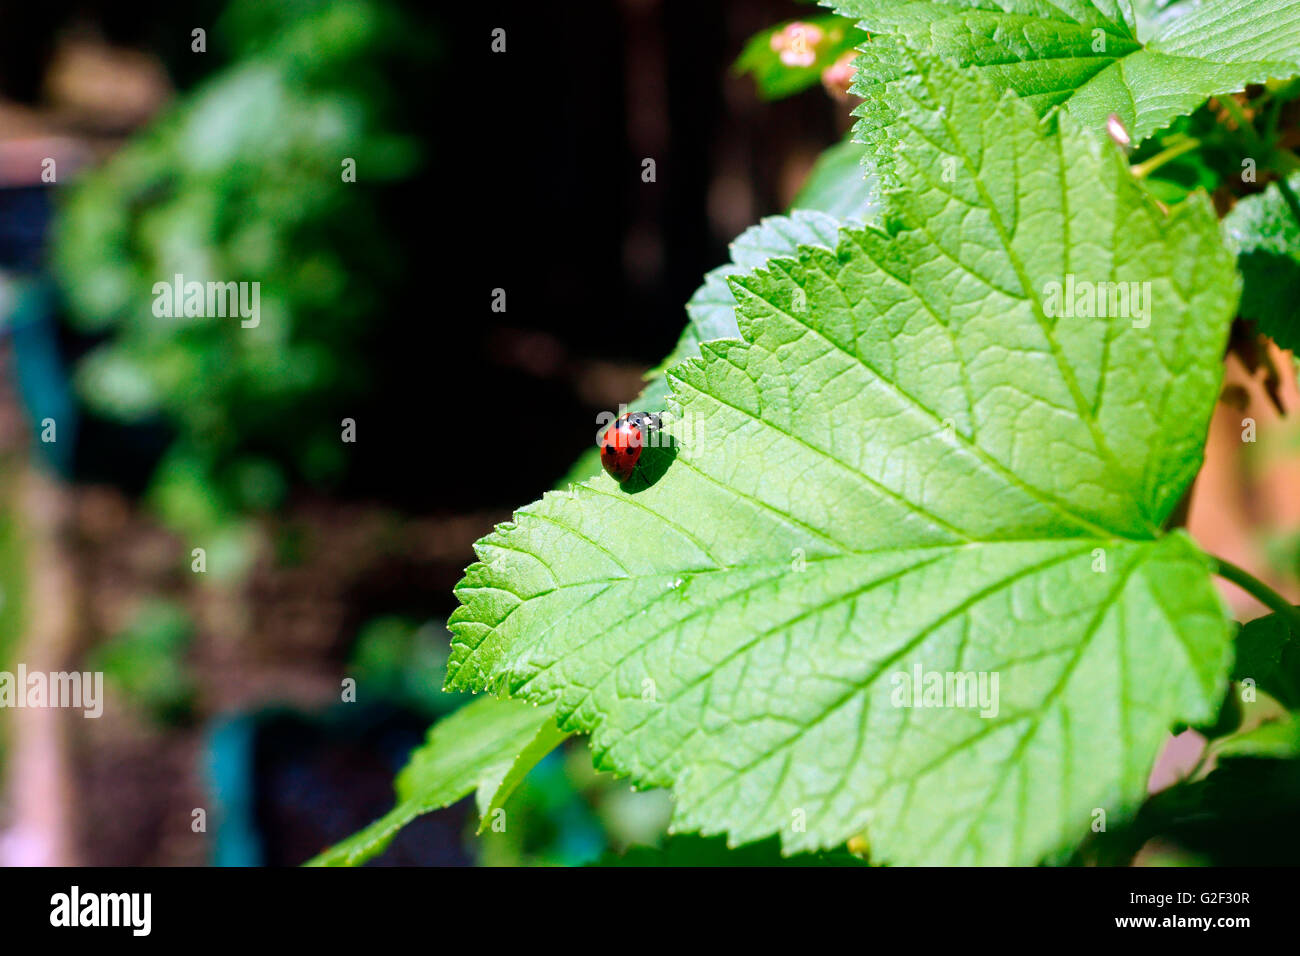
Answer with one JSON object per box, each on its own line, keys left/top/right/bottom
{"left": 619, "top": 435, "right": 678, "bottom": 493}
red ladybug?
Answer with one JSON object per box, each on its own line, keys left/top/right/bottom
{"left": 599, "top": 411, "right": 660, "bottom": 482}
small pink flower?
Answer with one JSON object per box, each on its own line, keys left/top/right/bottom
{"left": 770, "top": 22, "right": 824, "bottom": 68}
{"left": 821, "top": 50, "right": 859, "bottom": 101}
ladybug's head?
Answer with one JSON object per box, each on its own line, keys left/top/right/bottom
{"left": 623, "top": 411, "right": 662, "bottom": 433}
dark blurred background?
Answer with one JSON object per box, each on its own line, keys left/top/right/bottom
{"left": 0, "top": 0, "right": 856, "bottom": 865}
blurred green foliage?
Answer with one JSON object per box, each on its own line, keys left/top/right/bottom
{"left": 734, "top": 15, "right": 867, "bottom": 100}
{"left": 347, "top": 617, "right": 463, "bottom": 719}
{"left": 88, "top": 599, "right": 196, "bottom": 724}
{"left": 53, "top": 0, "right": 427, "bottom": 539}
{"left": 1224, "top": 171, "right": 1300, "bottom": 351}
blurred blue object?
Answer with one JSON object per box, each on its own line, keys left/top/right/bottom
{"left": 0, "top": 184, "right": 77, "bottom": 476}
{"left": 7, "top": 277, "right": 77, "bottom": 475}
{"left": 205, "top": 713, "right": 264, "bottom": 867}
{"left": 204, "top": 704, "right": 474, "bottom": 867}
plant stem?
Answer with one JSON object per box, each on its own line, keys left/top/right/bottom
{"left": 1212, "top": 556, "right": 1300, "bottom": 631}
{"left": 1130, "top": 137, "right": 1201, "bottom": 179}
{"left": 1218, "top": 94, "right": 1264, "bottom": 153}
{"left": 1265, "top": 94, "right": 1283, "bottom": 143}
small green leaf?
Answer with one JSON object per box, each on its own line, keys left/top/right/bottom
{"left": 1222, "top": 173, "right": 1300, "bottom": 351}
{"left": 473, "top": 717, "right": 570, "bottom": 832}
{"left": 449, "top": 60, "right": 1239, "bottom": 864}
{"left": 88, "top": 600, "right": 194, "bottom": 723}
{"left": 1232, "top": 605, "right": 1300, "bottom": 709}
{"left": 1112, "top": 750, "right": 1300, "bottom": 864}
{"left": 1213, "top": 714, "right": 1300, "bottom": 758}
{"left": 829, "top": 0, "right": 1300, "bottom": 148}
{"left": 305, "top": 695, "right": 565, "bottom": 866}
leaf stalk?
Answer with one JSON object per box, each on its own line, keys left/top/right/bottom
{"left": 1212, "top": 556, "right": 1300, "bottom": 632}
{"left": 1130, "top": 137, "right": 1201, "bottom": 179}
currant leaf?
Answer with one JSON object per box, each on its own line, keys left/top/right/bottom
{"left": 448, "top": 59, "right": 1239, "bottom": 864}
{"left": 828, "top": 0, "right": 1300, "bottom": 150}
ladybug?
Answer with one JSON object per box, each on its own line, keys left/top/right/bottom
{"left": 599, "top": 411, "right": 660, "bottom": 482}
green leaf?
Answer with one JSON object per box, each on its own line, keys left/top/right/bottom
{"left": 1212, "top": 713, "right": 1300, "bottom": 758}
{"left": 88, "top": 600, "right": 194, "bottom": 724}
{"left": 1222, "top": 173, "right": 1300, "bottom": 351}
{"left": 1232, "top": 605, "right": 1300, "bottom": 709}
{"left": 593, "top": 834, "right": 868, "bottom": 866}
{"left": 448, "top": 60, "right": 1238, "bottom": 864}
{"left": 1109, "top": 751, "right": 1300, "bottom": 864}
{"left": 473, "top": 716, "right": 570, "bottom": 832}
{"left": 305, "top": 695, "right": 565, "bottom": 866}
{"left": 793, "top": 137, "right": 883, "bottom": 226}
{"left": 829, "top": 0, "right": 1300, "bottom": 148}
{"left": 735, "top": 16, "right": 869, "bottom": 100}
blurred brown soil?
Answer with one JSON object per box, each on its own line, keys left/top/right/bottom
{"left": 64, "top": 492, "right": 508, "bottom": 865}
